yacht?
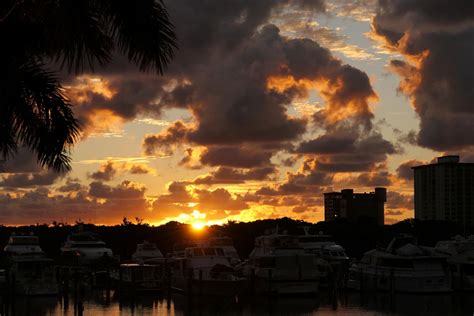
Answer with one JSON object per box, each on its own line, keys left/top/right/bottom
{"left": 60, "top": 231, "right": 113, "bottom": 264}
{"left": 170, "top": 245, "right": 246, "bottom": 296}
{"left": 297, "top": 227, "right": 349, "bottom": 286}
{"left": 3, "top": 233, "right": 58, "bottom": 295}
{"left": 132, "top": 241, "right": 164, "bottom": 264}
{"left": 297, "top": 227, "right": 349, "bottom": 264}
{"left": 241, "top": 231, "right": 326, "bottom": 295}
{"left": 435, "top": 235, "right": 474, "bottom": 290}
{"left": 348, "top": 235, "right": 451, "bottom": 293}
{"left": 204, "top": 237, "right": 240, "bottom": 265}
{"left": 171, "top": 241, "right": 197, "bottom": 258}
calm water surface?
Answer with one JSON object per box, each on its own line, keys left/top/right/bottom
{"left": 1, "top": 291, "right": 473, "bottom": 315}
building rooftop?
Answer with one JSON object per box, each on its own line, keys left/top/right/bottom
{"left": 412, "top": 155, "right": 474, "bottom": 169}
{"left": 324, "top": 188, "right": 386, "bottom": 197}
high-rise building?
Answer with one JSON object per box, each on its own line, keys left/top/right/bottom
{"left": 412, "top": 155, "right": 474, "bottom": 229}
{"left": 324, "top": 188, "right": 386, "bottom": 226}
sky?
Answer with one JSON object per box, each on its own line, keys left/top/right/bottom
{"left": 1, "top": 0, "right": 474, "bottom": 226}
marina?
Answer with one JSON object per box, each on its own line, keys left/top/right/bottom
{"left": 3, "top": 234, "right": 58, "bottom": 296}
{"left": 0, "top": 224, "right": 472, "bottom": 316}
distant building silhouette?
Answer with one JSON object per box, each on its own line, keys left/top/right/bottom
{"left": 324, "top": 188, "right": 386, "bottom": 226}
{"left": 412, "top": 155, "right": 474, "bottom": 229}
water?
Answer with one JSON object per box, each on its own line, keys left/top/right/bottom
{"left": 1, "top": 291, "right": 473, "bottom": 316}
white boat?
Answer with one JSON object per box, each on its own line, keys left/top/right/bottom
{"left": 204, "top": 237, "right": 240, "bottom": 265}
{"left": 241, "top": 232, "right": 325, "bottom": 295}
{"left": 297, "top": 227, "right": 349, "bottom": 264}
{"left": 132, "top": 241, "right": 164, "bottom": 264}
{"left": 60, "top": 232, "right": 113, "bottom": 265}
{"left": 3, "top": 233, "right": 58, "bottom": 295}
{"left": 435, "top": 235, "right": 474, "bottom": 290}
{"left": 297, "top": 227, "right": 349, "bottom": 286}
{"left": 170, "top": 246, "right": 246, "bottom": 296}
{"left": 348, "top": 235, "right": 452, "bottom": 293}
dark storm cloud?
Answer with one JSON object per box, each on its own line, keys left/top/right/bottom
{"left": 199, "top": 147, "right": 274, "bottom": 169}
{"left": 396, "top": 159, "right": 425, "bottom": 181}
{"left": 297, "top": 130, "right": 398, "bottom": 173}
{"left": 256, "top": 179, "right": 311, "bottom": 196}
{"left": 143, "top": 121, "right": 189, "bottom": 156}
{"left": 354, "top": 171, "right": 392, "bottom": 187}
{"left": 0, "top": 148, "right": 44, "bottom": 173}
{"left": 193, "top": 166, "right": 277, "bottom": 185}
{"left": 297, "top": 134, "right": 356, "bottom": 154}
{"left": 89, "top": 181, "right": 146, "bottom": 199}
{"left": 129, "top": 165, "right": 151, "bottom": 175}
{"left": 89, "top": 161, "right": 117, "bottom": 181}
{"left": 373, "top": 0, "right": 474, "bottom": 151}
{"left": 150, "top": 181, "right": 193, "bottom": 218}
{"left": 0, "top": 170, "right": 65, "bottom": 189}
{"left": 0, "top": 148, "right": 65, "bottom": 188}
{"left": 57, "top": 178, "right": 85, "bottom": 192}
{"left": 195, "top": 188, "right": 248, "bottom": 212}
{"left": 89, "top": 161, "right": 154, "bottom": 183}
{"left": 290, "top": 0, "right": 326, "bottom": 11}
{"left": 54, "top": 0, "right": 394, "bottom": 177}
{"left": 254, "top": 158, "right": 331, "bottom": 197}
{"left": 65, "top": 0, "right": 324, "bottom": 133}
{"left": 66, "top": 75, "right": 169, "bottom": 133}
{"left": 138, "top": 0, "right": 393, "bottom": 170}
{"left": 386, "top": 191, "right": 413, "bottom": 210}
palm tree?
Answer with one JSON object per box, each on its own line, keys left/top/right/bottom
{"left": 0, "top": 0, "right": 176, "bottom": 171}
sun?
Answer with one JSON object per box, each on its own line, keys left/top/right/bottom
{"left": 191, "top": 222, "right": 205, "bottom": 231}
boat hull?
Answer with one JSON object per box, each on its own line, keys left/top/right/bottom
{"left": 348, "top": 268, "right": 452, "bottom": 293}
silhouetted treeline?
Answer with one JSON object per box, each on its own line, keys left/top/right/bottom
{"left": 0, "top": 218, "right": 469, "bottom": 261}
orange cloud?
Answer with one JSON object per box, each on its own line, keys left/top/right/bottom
{"left": 266, "top": 75, "right": 314, "bottom": 97}
{"left": 65, "top": 76, "right": 117, "bottom": 104}
{"left": 83, "top": 109, "right": 125, "bottom": 137}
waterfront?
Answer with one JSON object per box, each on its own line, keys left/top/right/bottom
{"left": 1, "top": 291, "right": 473, "bottom": 316}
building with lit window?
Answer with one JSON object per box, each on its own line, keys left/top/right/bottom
{"left": 412, "top": 155, "right": 474, "bottom": 229}
{"left": 324, "top": 188, "right": 386, "bottom": 226}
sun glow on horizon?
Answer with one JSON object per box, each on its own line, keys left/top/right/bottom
{"left": 191, "top": 222, "right": 206, "bottom": 230}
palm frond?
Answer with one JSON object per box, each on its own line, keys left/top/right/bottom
{"left": 101, "top": 0, "right": 177, "bottom": 74}
{"left": 45, "top": 0, "right": 113, "bottom": 74}
{"left": 0, "top": 0, "right": 177, "bottom": 172}
{"left": 11, "top": 62, "right": 81, "bottom": 171}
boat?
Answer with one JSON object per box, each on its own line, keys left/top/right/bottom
{"left": 60, "top": 231, "right": 113, "bottom": 265}
{"left": 297, "top": 227, "right": 349, "bottom": 264}
{"left": 132, "top": 241, "right": 164, "bottom": 264}
{"left": 111, "top": 263, "right": 164, "bottom": 292}
{"left": 3, "top": 233, "right": 58, "bottom": 295}
{"left": 204, "top": 237, "right": 240, "bottom": 265}
{"left": 297, "top": 227, "right": 350, "bottom": 284}
{"left": 171, "top": 241, "right": 197, "bottom": 258}
{"left": 347, "top": 235, "right": 452, "bottom": 293}
{"left": 170, "top": 245, "right": 246, "bottom": 297}
{"left": 435, "top": 235, "right": 474, "bottom": 290}
{"left": 240, "top": 231, "right": 326, "bottom": 295}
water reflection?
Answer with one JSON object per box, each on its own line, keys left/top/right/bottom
{"left": 0, "top": 291, "right": 473, "bottom": 315}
